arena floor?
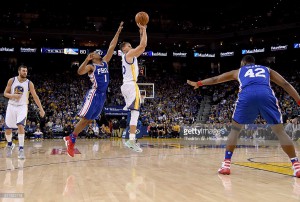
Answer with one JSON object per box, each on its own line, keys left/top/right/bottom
{"left": 0, "top": 137, "right": 300, "bottom": 202}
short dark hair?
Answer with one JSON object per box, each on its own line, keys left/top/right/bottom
{"left": 18, "top": 65, "right": 27, "bottom": 71}
{"left": 241, "top": 55, "right": 255, "bottom": 64}
{"left": 119, "top": 42, "right": 129, "bottom": 52}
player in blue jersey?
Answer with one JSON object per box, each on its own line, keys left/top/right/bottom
{"left": 64, "top": 21, "right": 123, "bottom": 157}
{"left": 187, "top": 55, "right": 300, "bottom": 177}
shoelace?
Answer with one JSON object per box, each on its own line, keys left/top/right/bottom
{"left": 222, "top": 161, "right": 231, "bottom": 169}
{"left": 293, "top": 162, "right": 300, "bottom": 171}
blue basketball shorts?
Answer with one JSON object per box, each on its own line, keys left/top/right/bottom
{"left": 78, "top": 89, "right": 106, "bottom": 120}
{"left": 232, "top": 88, "right": 282, "bottom": 124}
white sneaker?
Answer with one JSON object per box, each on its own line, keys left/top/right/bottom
{"left": 125, "top": 140, "right": 143, "bottom": 152}
{"left": 6, "top": 143, "right": 15, "bottom": 158}
{"left": 18, "top": 149, "right": 25, "bottom": 159}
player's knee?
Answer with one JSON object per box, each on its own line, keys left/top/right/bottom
{"left": 17, "top": 124, "right": 24, "bottom": 128}
{"left": 5, "top": 129, "right": 12, "bottom": 135}
{"left": 270, "top": 123, "right": 284, "bottom": 133}
{"left": 82, "top": 117, "right": 92, "bottom": 124}
{"left": 231, "top": 123, "right": 243, "bottom": 133}
{"left": 130, "top": 110, "right": 139, "bottom": 126}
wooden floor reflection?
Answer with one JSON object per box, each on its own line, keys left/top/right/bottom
{"left": 0, "top": 137, "right": 300, "bottom": 202}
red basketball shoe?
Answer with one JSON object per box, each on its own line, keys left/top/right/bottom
{"left": 218, "top": 159, "right": 231, "bottom": 175}
{"left": 293, "top": 162, "right": 300, "bottom": 178}
{"left": 64, "top": 136, "right": 75, "bottom": 157}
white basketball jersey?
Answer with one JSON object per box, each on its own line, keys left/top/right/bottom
{"left": 121, "top": 54, "right": 139, "bottom": 83}
{"left": 8, "top": 76, "right": 30, "bottom": 106}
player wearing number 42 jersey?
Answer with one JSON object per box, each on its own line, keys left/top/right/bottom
{"left": 64, "top": 21, "right": 124, "bottom": 157}
{"left": 187, "top": 55, "right": 300, "bottom": 177}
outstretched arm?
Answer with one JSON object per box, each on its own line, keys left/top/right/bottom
{"left": 103, "top": 21, "right": 124, "bottom": 62}
{"left": 187, "top": 69, "right": 239, "bottom": 89}
{"left": 126, "top": 23, "right": 147, "bottom": 60}
{"left": 270, "top": 69, "right": 300, "bottom": 105}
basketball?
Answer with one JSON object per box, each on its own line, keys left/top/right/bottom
{"left": 135, "top": 11, "right": 149, "bottom": 26}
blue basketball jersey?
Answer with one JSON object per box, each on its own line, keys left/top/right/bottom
{"left": 89, "top": 61, "right": 109, "bottom": 93}
{"left": 238, "top": 64, "right": 270, "bottom": 91}
{"left": 78, "top": 62, "right": 109, "bottom": 120}
{"left": 233, "top": 64, "right": 282, "bottom": 124}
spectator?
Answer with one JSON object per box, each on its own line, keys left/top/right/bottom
{"left": 33, "top": 128, "right": 43, "bottom": 140}
{"left": 112, "top": 119, "right": 120, "bottom": 137}
{"left": 119, "top": 117, "right": 127, "bottom": 137}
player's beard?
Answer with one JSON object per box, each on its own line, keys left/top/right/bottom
{"left": 20, "top": 73, "right": 27, "bottom": 79}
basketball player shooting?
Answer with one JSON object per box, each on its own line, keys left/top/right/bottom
{"left": 119, "top": 22, "right": 147, "bottom": 152}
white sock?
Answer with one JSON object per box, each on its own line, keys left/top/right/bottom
{"left": 129, "top": 133, "right": 136, "bottom": 140}
{"left": 18, "top": 134, "right": 25, "bottom": 148}
{"left": 5, "top": 134, "right": 12, "bottom": 143}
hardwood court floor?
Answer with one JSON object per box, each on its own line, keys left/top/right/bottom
{"left": 0, "top": 137, "right": 300, "bottom": 202}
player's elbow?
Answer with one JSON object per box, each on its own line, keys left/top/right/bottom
{"left": 77, "top": 69, "right": 85, "bottom": 75}
{"left": 3, "top": 93, "right": 8, "bottom": 98}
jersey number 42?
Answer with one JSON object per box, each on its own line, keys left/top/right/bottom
{"left": 244, "top": 68, "right": 266, "bottom": 78}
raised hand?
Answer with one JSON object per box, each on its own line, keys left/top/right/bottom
{"left": 117, "top": 21, "right": 124, "bottom": 33}
{"left": 187, "top": 80, "right": 200, "bottom": 89}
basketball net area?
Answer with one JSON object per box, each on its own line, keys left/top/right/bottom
{"left": 137, "top": 83, "right": 154, "bottom": 104}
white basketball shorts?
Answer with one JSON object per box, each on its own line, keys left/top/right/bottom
{"left": 5, "top": 104, "right": 28, "bottom": 129}
{"left": 121, "top": 82, "right": 141, "bottom": 111}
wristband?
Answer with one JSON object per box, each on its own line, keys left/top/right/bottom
{"left": 197, "top": 80, "right": 203, "bottom": 87}
{"left": 297, "top": 100, "right": 300, "bottom": 106}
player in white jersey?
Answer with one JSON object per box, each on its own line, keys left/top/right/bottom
{"left": 119, "top": 22, "right": 147, "bottom": 152}
{"left": 3, "top": 65, "right": 45, "bottom": 159}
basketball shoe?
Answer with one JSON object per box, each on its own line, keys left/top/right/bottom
{"left": 64, "top": 136, "right": 75, "bottom": 157}
{"left": 6, "top": 143, "right": 15, "bottom": 158}
{"left": 218, "top": 159, "right": 231, "bottom": 175}
{"left": 125, "top": 139, "right": 143, "bottom": 152}
{"left": 292, "top": 162, "right": 300, "bottom": 178}
{"left": 18, "top": 148, "right": 25, "bottom": 159}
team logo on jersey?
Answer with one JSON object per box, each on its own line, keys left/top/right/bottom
{"left": 97, "top": 67, "right": 109, "bottom": 74}
{"left": 14, "top": 86, "right": 24, "bottom": 94}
